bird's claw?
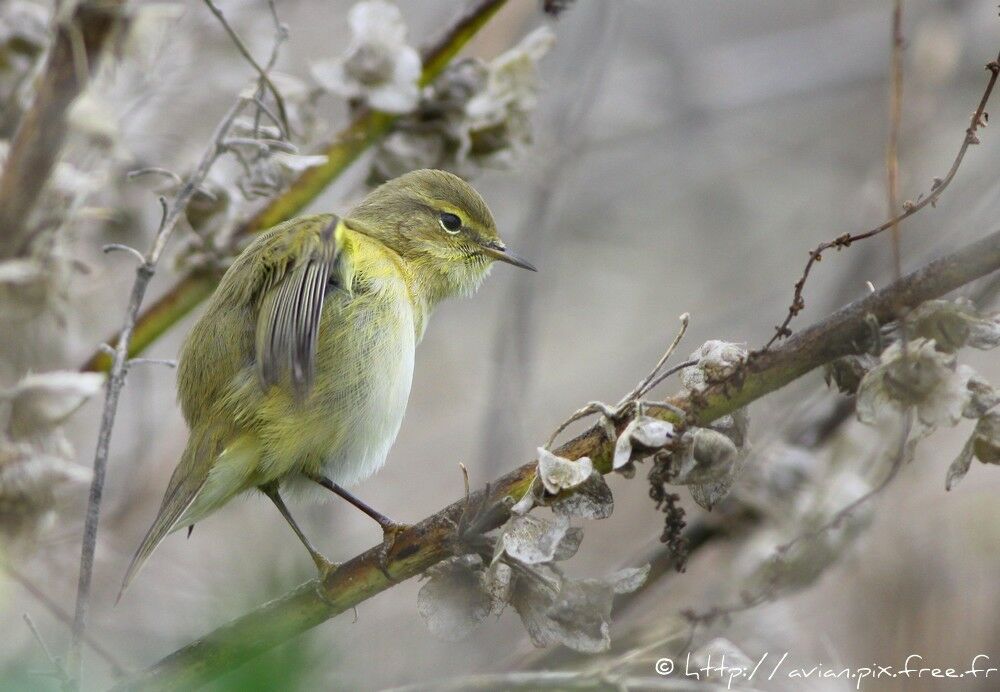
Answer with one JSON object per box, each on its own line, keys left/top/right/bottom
{"left": 376, "top": 522, "right": 410, "bottom": 580}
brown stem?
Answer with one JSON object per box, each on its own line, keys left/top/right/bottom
{"left": 0, "top": 1, "right": 124, "bottom": 258}
{"left": 113, "top": 227, "right": 1000, "bottom": 691}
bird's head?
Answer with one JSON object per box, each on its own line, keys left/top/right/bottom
{"left": 346, "top": 169, "right": 535, "bottom": 302}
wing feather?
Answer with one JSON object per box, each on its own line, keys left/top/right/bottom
{"left": 255, "top": 216, "right": 342, "bottom": 399}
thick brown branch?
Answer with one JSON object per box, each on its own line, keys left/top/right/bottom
{"left": 115, "top": 228, "right": 1000, "bottom": 691}
{"left": 0, "top": 1, "right": 124, "bottom": 258}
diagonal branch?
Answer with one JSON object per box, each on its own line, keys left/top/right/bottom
{"left": 114, "top": 227, "right": 1000, "bottom": 691}
{"left": 0, "top": 0, "right": 124, "bottom": 258}
{"left": 81, "top": 0, "right": 509, "bottom": 373}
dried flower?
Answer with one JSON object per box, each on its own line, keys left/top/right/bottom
{"left": 511, "top": 563, "right": 648, "bottom": 652}
{"left": 495, "top": 513, "right": 572, "bottom": 565}
{"left": 417, "top": 554, "right": 493, "bottom": 641}
{"left": 673, "top": 428, "right": 739, "bottom": 486}
{"left": 856, "top": 338, "right": 972, "bottom": 428}
{"left": 613, "top": 416, "right": 675, "bottom": 471}
{"left": 680, "top": 340, "right": 747, "bottom": 393}
{"left": 3, "top": 371, "right": 105, "bottom": 441}
{"left": 370, "top": 27, "right": 555, "bottom": 180}
{"left": 907, "top": 298, "right": 1000, "bottom": 352}
{"left": 310, "top": 0, "right": 420, "bottom": 114}
{"left": 0, "top": 440, "right": 90, "bottom": 545}
{"left": 537, "top": 446, "right": 593, "bottom": 494}
{"left": 963, "top": 374, "right": 999, "bottom": 420}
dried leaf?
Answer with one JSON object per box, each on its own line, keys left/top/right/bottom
{"left": 946, "top": 436, "right": 974, "bottom": 490}
{"left": 963, "top": 374, "right": 999, "bottom": 419}
{"left": 908, "top": 298, "right": 1000, "bottom": 352}
{"left": 417, "top": 554, "right": 491, "bottom": 641}
{"left": 613, "top": 416, "right": 674, "bottom": 470}
{"left": 497, "top": 513, "right": 570, "bottom": 565}
{"left": 681, "top": 341, "right": 747, "bottom": 393}
{"left": 484, "top": 561, "right": 512, "bottom": 615}
{"left": 673, "top": 428, "right": 739, "bottom": 485}
{"left": 972, "top": 412, "right": 1000, "bottom": 465}
{"left": 546, "top": 579, "right": 613, "bottom": 653}
{"left": 549, "top": 473, "right": 613, "bottom": 520}
{"left": 608, "top": 564, "right": 650, "bottom": 594}
{"left": 510, "top": 563, "right": 562, "bottom": 648}
{"left": 552, "top": 526, "right": 584, "bottom": 562}
{"left": 689, "top": 476, "right": 735, "bottom": 511}
{"left": 824, "top": 354, "right": 879, "bottom": 395}
{"left": 537, "top": 447, "right": 592, "bottom": 494}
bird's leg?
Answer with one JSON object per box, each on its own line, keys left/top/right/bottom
{"left": 308, "top": 474, "right": 409, "bottom": 579}
{"left": 260, "top": 482, "right": 338, "bottom": 578}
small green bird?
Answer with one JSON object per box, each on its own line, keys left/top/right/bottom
{"left": 121, "top": 169, "right": 534, "bottom": 595}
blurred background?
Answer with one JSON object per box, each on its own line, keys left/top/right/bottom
{"left": 2, "top": 0, "right": 1000, "bottom": 689}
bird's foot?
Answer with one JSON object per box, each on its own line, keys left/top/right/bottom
{"left": 376, "top": 522, "right": 411, "bottom": 580}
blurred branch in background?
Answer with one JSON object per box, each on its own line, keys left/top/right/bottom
{"left": 115, "top": 226, "right": 1000, "bottom": 690}
{"left": 477, "top": 2, "right": 617, "bottom": 475}
{"left": 1, "top": 562, "right": 126, "bottom": 676}
{"left": 80, "top": 0, "right": 509, "bottom": 373}
{"left": 0, "top": 0, "right": 124, "bottom": 259}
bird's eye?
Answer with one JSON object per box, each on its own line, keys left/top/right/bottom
{"left": 439, "top": 212, "right": 462, "bottom": 234}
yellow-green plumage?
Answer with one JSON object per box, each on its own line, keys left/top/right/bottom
{"left": 121, "top": 170, "right": 533, "bottom": 593}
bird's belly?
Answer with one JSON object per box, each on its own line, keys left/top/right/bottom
{"left": 255, "top": 292, "right": 416, "bottom": 488}
{"left": 316, "top": 343, "right": 414, "bottom": 487}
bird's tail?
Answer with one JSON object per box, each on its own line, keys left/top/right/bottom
{"left": 117, "top": 432, "right": 217, "bottom": 602}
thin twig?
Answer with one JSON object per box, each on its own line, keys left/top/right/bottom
{"left": 629, "top": 313, "right": 690, "bottom": 401}
{"left": 763, "top": 50, "right": 1000, "bottom": 349}
{"left": 24, "top": 613, "right": 70, "bottom": 684}
{"left": 202, "top": 0, "right": 290, "bottom": 138}
{"left": 67, "top": 96, "right": 249, "bottom": 687}
{"left": 887, "top": 0, "right": 904, "bottom": 284}
{"left": 102, "top": 244, "right": 146, "bottom": 264}
{"left": 642, "top": 359, "right": 699, "bottom": 396}
{"left": 545, "top": 314, "right": 691, "bottom": 449}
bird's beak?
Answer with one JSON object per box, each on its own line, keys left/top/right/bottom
{"left": 479, "top": 240, "right": 537, "bottom": 272}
